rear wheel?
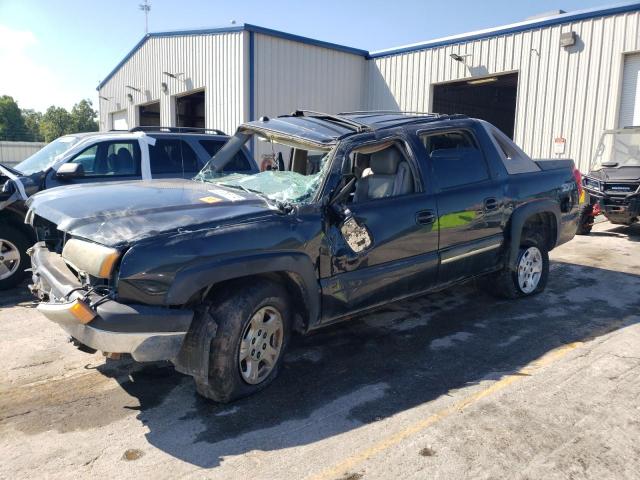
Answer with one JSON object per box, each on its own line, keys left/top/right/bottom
{"left": 576, "top": 204, "right": 594, "bottom": 235}
{"left": 0, "top": 226, "right": 30, "bottom": 290}
{"left": 485, "top": 232, "right": 549, "bottom": 299}
{"left": 194, "top": 279, "right": 290, "bottom": 403}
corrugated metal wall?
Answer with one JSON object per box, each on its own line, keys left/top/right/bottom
{"left": 0, "top": 141, "right": 46, "bottom": 166}
{"left": 253, "top": 33, "right": 366, "bottom": 117}
{"left": 252, "top": 33, "right": 367, "bottom": 161}
{"left": 98, "top": 32, "right": 245, "bottom": 136}
{"left": 366, "top": 11, "right": 640, "bottom": 172}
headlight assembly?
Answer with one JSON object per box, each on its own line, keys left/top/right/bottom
{"left": 62, "top": 239, "right": 121, "bottom": 279}
{"left": 583, "top": 177, "right": 602, "bottom": 191}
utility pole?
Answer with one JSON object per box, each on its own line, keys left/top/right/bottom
{"left": 139, "top": 0, "right": 151, "bottom": 34}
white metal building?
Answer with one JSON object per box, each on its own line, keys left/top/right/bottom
{"left": 97, "top": 2, "right": 640, "bottom": 171}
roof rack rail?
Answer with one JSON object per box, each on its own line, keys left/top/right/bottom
{"left": 338, "top": 110, "right": 469, "bottom": 121}
{"left": 283, "top": 110, "right": 373, "bottom": 133}
{"left": 129, "top": 126, "right": 226, "bottom": 135}
{"left": 338, "top": 110, "right": 441, "bottom": 116}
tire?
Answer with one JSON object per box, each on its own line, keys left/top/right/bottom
{"left": 0, "top": 226, "right": 30, "bottom": 290}
{"left": 194, "top": 279, "right": 291, "bottom": 403}
{"left": 485, "top": 232, "right": 550, "bottom": 299}
{"left": 576, "top": 204, "right": 594, "bottom": 235}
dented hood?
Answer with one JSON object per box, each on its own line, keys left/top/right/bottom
{"left": 26, "top": 179, "right": 276, "bottom": 246}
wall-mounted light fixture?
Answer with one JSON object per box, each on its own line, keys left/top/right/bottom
{"left": 467, "top": 77, "right": 498, "bottom": 85}
{"left": 127, "top": 93, "right": 134, "bottom": 103}
{"left": 560, "top": 31, "right": 577, "bottom": 48}
{"left": 125, "top": 85, "right": 141, "bottom": 92}
{"left": 161, "top": 82, "right": 168, "bottom": 93}
{"left": 162, "top": 71, "right": 184, "bottom": 80}
{"left": 449, "top": 53, "right": 472, "bottom": 63}
{"left": 99, "top": 95, "right": 112, "bottom": 101}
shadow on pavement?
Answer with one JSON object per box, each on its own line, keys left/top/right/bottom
{"left": 98, "top": 260, "right": 640, "bottom": 468}
{"left": 588, "top": 223, "right": 640, "bottom": 242}
{"left": 0, "top": 280, "right": 36, "bottom": 309}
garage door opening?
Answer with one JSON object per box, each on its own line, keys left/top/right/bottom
{"left": 176, "top": 90, "right": 205, "bottom": 128}
{"left": 110, "top": 110, "right": 128, "bottom": 131}
{"left": 619, "top": 53, "right": 640, "bottom": 128}
{"left": 138, "top": 101, "right": 160, "bottom": 127}
{"left": 432, "top": 73, "right": 518, "bottom": 138}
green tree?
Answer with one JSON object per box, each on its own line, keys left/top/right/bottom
{"left": 40, "top": 106, "right": 72, "bottom": 142}
{"left": 0, "top": 95, "right": 29, "bottom": 141}
{"left": 70, "top": 99, "right": 98, "bottom": 133}
{"left": 22, "top": 109, "right": 44, "bottom": 142}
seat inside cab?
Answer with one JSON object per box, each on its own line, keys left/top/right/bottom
{"left": 347, "top": 142, "right": 414, "bottom": 203}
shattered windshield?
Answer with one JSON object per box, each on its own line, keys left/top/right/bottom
{"left": 592, "top": 130, "right": 640, "bottom": 169}
{"left": 14, "top": 135, "right": 82, "bottom": 175}
{"left": 195, "top": 130, "right": 333, "bottom": 204}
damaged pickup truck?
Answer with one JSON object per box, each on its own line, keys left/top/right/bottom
{"left": 27, "top": 111, "right": 581, "bottom": 402}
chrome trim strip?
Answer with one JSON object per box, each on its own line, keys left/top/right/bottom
{"left": 441, "top": 243, "right": 502, "bottom": 264}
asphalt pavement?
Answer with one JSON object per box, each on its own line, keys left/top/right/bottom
{"left": 1, "top": 221, "right": 639, "bottom": 480}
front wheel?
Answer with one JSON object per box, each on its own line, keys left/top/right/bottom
{"left": 484, "top": 234, "right": 549, "bottom": 299}
{"left": 195, "top": 279, "right": 290, "bottom": 403}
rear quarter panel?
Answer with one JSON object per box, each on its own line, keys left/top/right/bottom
{"left": 506, "top": 165, "right": 580, "bottom": 247}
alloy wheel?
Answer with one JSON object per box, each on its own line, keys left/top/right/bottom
{"left": 0, "top": 239, "right": 21, "bottom": 281}
{"left": 238, "top": 306, "right": 284, "bottom": 385}
{"left": 517, "top": 246, "right": 543, "bottom": 294}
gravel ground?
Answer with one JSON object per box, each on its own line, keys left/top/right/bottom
{"left": 1, "top": 221, "right": 639, "bottom": 480}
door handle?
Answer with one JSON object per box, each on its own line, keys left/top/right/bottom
{"left": 484, "top": 197, "right": 498, "bottom": 210}
{"left": 416, "top": 210, "right": 436, "bottom": 225}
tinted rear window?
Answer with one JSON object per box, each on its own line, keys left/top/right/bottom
{"left": 421, "top": 130, "right": 490, "bottom": 188}
{"left": 149, "top": 139, "right": 199, "bottom": 174}
{"left": 199, "top": 140, "right": 252, "bottom": 172}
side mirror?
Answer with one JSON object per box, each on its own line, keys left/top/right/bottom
{"left": 56, "top": 163, "right": 84, "bottom": 179}
{"left": 340, "top": 215, "right": 372, "bottom": 253}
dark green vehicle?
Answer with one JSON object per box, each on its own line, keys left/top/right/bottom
{"left": 26, "top": 111, "right": 580, "bottom": 402}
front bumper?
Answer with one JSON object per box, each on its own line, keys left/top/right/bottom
{"left": 584, "top": 189, "right": 640, "bottom": 224}
{"left": 29, "top": 242, "right": 193, "bottom": 362}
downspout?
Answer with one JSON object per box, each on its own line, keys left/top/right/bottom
{"left": 249, "top": 30, "right": 255, "bottom": 156}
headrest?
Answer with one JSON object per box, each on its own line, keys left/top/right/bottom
{"left": 116, "top": 147, "right": 133, "bottom": 162}
{"left": 370, "top": 147, "right": 403, "bottom": 175}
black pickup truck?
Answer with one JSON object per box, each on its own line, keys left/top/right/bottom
{"left": 26, "top": 112, "right": 580, "bottom": 402}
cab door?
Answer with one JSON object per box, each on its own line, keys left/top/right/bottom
{"left": 418, "top": 128, "right": 505, "bottom": 284}
{"left": 321, "top": 134, "right": 439, "bottom": 322}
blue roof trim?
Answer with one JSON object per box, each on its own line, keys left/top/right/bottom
{"left": 97, "top": 24, "right": 366, "bottom": 90}
{"left": 369, "top": 1, "right": 640, "bottom": 58}
{"left": 243, "top": 24, "right": 368, "bottom": 56}
{"left": 97, "top": 1, "right": 640, "bottom": 90}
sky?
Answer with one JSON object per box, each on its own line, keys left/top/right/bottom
{"left": 0, "top": 0, "right": 615, "bottom": 113}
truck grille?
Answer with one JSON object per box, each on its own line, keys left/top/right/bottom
{"left": 603, "top": 183, "right": 639, "bottom": 196}
{"left": 32, "top": 214, "right": 66, "bottom": 252}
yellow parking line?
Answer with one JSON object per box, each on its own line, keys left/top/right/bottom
{"left": 306, "top": 341, "right": 583, "bottom": 480}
